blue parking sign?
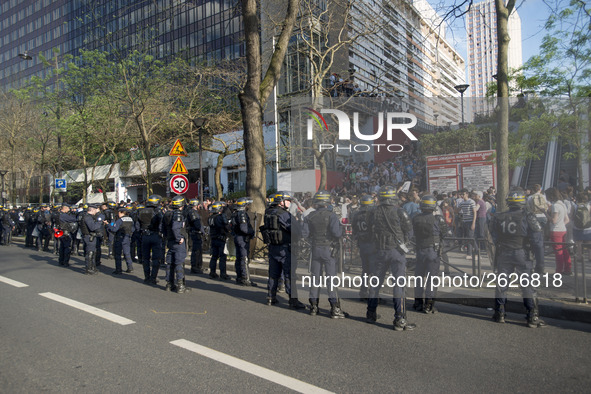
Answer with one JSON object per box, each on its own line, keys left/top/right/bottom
{"left": 55, "top": 179, "right": 67, "bottom": 189}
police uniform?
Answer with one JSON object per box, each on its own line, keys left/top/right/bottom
{"left": 57, "top": 205, "right": 78, "bottom": 267}
{"left": 104, "top": 202, "right": 117, "bottom": 259}
{"left": 302, "top": 192, "right": 345, "bottom": 318}
{"left": 93, "top": 208, "right": 107, "bottom": 267}
{"left": 24, "top": 207, "right": 34, "bottom": 247}
{"left": 186, "top": 200, "right": 204, "bottom": 274}
{"left": 130, "top": 206, "right": 142, "bottom": 262}
{"left": 51, "top": 206, "right": 60, "bottom": 255}
{"left": 37, "top": 207, "right": 52, "bottom": 251}
{"left": 107, "top": 209, "right": 135, "bottom": 274}
{"left": 412, "top": 196, "right": 448, "bottom": 313}
{"left": 208, "top": 202, "right": 231, "bottom": 280}
{"left": 1, "top": 207, "right": 14, "bottom": 245}
{"left": 231, "top": 198, "right": 256, "bottom": 286}
{"left": 163, "top": 196, "right": 188, "bottom": 293}
{"left": 489, "top": 190, "right": 545, "bottom": 328}
{"left": 351, "top": 196, "right": 376, "bottom": 300}
{"left": 261, "top": 192, "right": 305, "bottom": 308}
{"left": 367, "top": 186, "right": 415, "bottom": 331}
{"left": 138, "top": 196, "right": 163, "bottom": 285}
{"left": 80, "top": 205, "right": 104, "bottom": 274}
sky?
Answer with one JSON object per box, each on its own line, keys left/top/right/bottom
{"left": 430, "top": 0, "right": 554, "bottom": 65}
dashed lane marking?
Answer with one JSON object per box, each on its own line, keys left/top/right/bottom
{"left": 171, "top": 339, "right": 334, "bottom": 394}
{"left": 39, "top": 292, "right": 135, "bottom": 326}
{"left": 0, "top": 275, "right": 28, "bottom": 288}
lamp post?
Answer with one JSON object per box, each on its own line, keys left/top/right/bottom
{"left": 454, "top": 84, "right": 470, "bottom": 125}
{"left": 0, "top": 170, "right": 7, "bottom": 206}
{"left": 434, "top": 113, "right": 439, "bottom": 131}
{"left": 192, "top": 117, "right": 207, "bottom": 205}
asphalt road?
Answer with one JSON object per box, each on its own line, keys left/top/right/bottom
{"left": 1, "top": 244, "right": 591, "bottom": 393}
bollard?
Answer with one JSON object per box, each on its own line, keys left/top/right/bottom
{"left": 574, "top": 243, "right": 579, "bottom": 303}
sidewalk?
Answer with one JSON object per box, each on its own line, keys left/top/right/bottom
{"left": 10, "top": 236, "right": 591, "bottom": 324}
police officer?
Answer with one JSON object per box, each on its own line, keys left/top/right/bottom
{"left": 261, "top": 191, "right": 306, "bottom": 309}
{"left": 75, "top": 204, "right": 87, "bottom": 256}
{"left": 107, "top": 207, "right": 135, "bottom": 275}
{"left": 186, "top": 198, "right": 204, "bottom": 274}
{"left": 37, "top": 204, "right": 52, "bottom": 252}
{"left": 351, "top": 195, "right": 376, "bottom": 301}
{"left": 366, "top": 186, "right": 415, "bottom": 331}
{"left": 138, "top": 195, "right": 163, "bottom": 285}
{"left": 104, "top": 201, "right": 117, "bottom": 259}
{"left": 51, "top": 204, "right": 60, "bottom": 255}
{"left": 302, "top": 191, "right": 346, "bottom": 318}
{"left": 80, "top": 204, "right": 104, "bottom": 275}
{"left": 163, "top": 196, "right": 189, "bottom": 293}
{"left": 232, "top": 197, "right": 257, "bottom": 286}
{"left": 208, "top": 201, "right": 231, "bottom": 280}
{"left": 1, "top": 206, "right": 14, "bottom": 245}
{"left": 489, "top": 188, "right": 546, "bottom": 328}
{"left": 130, "top": 204, "right": 144, "bottom": 262}
{"left": 30, "top": 206, "right": 41, "bottom": 249}
{"left": 24, "top": 206, "right": 34, "bottom": 247}
{"left": 56, "top": 204, "right": 78, "bottom": 267}
{"left": 412, "top": 195, "right": 448, "bottom": 314}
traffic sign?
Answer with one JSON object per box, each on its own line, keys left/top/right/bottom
{"left": 55, "top": 179, "right": 67, "bottom": 189}
{"left": 169, "top": 157, "right": 189, "bottom": 174}
{"left": 170, "top": 174, "right": 189, "bottom": 195}
{"left": 169, "top": 139, "right": 187, "bottom": 157}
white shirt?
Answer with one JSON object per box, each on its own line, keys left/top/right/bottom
{"left": 550, "top": 201, "right": 568, "bottom": 232}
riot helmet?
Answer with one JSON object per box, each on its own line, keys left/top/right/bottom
{"left": 170, "top": 195, "right": 186, "bottom": 209}
{"left": 420, "top": 195, "right": 437, "bottom": 212}
{"left": 146, "top": 194, "right": 162, "bottom": 207}
{"left": 188, "top": 198, "right": 199, "bottom": 207}
{"left": 360, "top": 194, "right": 375, "bottom": 207}
{"left": 210, "top": 201, "right": 224, "bottom": 213}
{"left": 313, "top": 190, "right": 331, "bottom": 207}
{"left": 378, "top": 186, "right": 397, "bottom": 205}
{"left": 506, "top": 188, "right": 526, "bottom": 208}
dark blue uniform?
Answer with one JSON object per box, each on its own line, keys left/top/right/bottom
{"left": 186, "top": 208, "right": 204, "bottom": 273}
{"left": 104, "top": 208, "right": 116, "bottom": 258}
{"left": 94, "top": 210, "right": 106, "bottom": 266}
{"left": 81, "top": 212, "right": 104, "bottom": 274}
{"left": 37, "top": 209, "right": 52, "bottom": 251}
{"left": 302, "top": 207, "right": 343, "bottom": 305}
{"left": 163, "top": 209, "right": 188, "bottom": 291}
{"left": 232, "top": 209, "right": 255, "bottom": 283}
{"left": 351, "top": 206, "right": 375, "bottom": 299}
{"left": 130, "top": 209, "right": 142, "bottom": 262}
{"left": 24, "top": 209, "right": 35, "bottom": 247}
{"left": 412, "top": 211, "right": 447, "bottom": 310}
{"left": 138, "top": 206, "right": 163, "bottom": 284}
{"left": 107, "top": 215, "right": 134, "bottom": 273}
{"left": 208, "top": 212, "right": 230, "bottom": 278}
{"left": 1, "top": 209, "right": 14, "bottom": 245}
{"left": 489, "top": 207, "right": 541, "bottom": 318}
{"left": 57, "top": 211, "right": 78, "bottom": 267}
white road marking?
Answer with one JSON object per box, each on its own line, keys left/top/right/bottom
{"left": 0, "top": 275, "right": 29, "bottom": 288}
{"left": 171, "top": 339, "right": 334, "bottom": 394}
{"left": 39, "top": 292, "right": 135, "bottom": 326}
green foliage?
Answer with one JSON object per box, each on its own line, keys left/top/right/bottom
{"left": 419, "top": 125, "right": 493, "bottom": 157}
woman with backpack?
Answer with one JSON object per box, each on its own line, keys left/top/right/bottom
{"left": 546, "top": 188, "right": 572, "bottom": 275}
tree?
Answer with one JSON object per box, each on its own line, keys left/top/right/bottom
{"left": 239, "top": 0, "right": 300, "bottom": 214}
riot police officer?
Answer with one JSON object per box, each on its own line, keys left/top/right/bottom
{"left": 163, "top": 196, "right": 189, "bottom": 293}
{"left": 130, "top": 204, "right": 143, "bottom": 262}
{"left": 412, "top": 195, "right": 448, "bottom": 314}
{"left": 51, "top": 204, "right": 60, "bottom": 255}
{"left": 1, "top": 206, "right": 14, "bottom": 245}
{"left": 366, "top": 186, "right": 415, "bottom": 331}
{"left": 104, "top": 201, "right": 117, "bottom": 259}
{"left": 489, "top": 188, "right": 546, "bottom": 328}
{"left": 208, "top": 201, "right": 231, "bottom": 280}
{"left": 138, "top": 195, "right": 164, "bottom": 285}
{"left": 37, "top": 204, "right": 52, "bottom": 252}
{"left": 24, "top": 206, "right": 34, "bottom": 247}
{"left": 80, "top": 204, "right": 104, "bottom": 275}
{"left": 107, "top": 207, "right": 135, "bottom": 275}
{"left": 351, "top": 195, "right": 376, "bottom": 301}
{"left": 302, "top": 191, "right": 346, "bottom": 318}
{"left": 56, "top": 204, "right": 78, "bottom": 267}
{"left": 261, "top": 191, "right": 305, "bottom": 309}
{"left": 186, "top": 198, "right": 204, "bottom": 274}
{"left": 232, "top": 197, "right": 257, "bottom": 286}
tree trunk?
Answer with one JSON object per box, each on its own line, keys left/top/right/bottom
{"left": 215, "top": 154, "right": 224, "bottom": 198}
{"left": 495, "top": 0, "right": 515, "bottom": 213}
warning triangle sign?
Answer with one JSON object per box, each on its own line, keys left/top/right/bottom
{"left": 169, "top": 157, "right": 189, "bottom": 174}
{"left": 169, "top": 139, "right": 187, "bottom": 157}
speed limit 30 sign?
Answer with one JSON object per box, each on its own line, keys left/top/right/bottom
{"left": 170, "top": 174, "right": 189, "bottom": 195}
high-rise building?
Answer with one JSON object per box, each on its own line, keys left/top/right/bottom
{"left": 466, "top": 0, "right": 522, "bottom": 116}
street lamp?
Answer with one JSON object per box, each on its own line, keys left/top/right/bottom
{"left": 434, "top": 113, "right": 439, "bottom": 131}
{"left": 0, "top": 170, "right": 7, "bottom": 206}
{"left": 192, "top": 117, "right": 207, "bottom": 205}
{"left": 454, "top": 84, "right": 470, "bottom": 125}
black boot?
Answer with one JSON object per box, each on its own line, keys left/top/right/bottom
{"left": 365, "top": 310, "right": 380, "bottom": 324}
{"left": 423, "top": 299, "right": 437, "bottom": 314}
{"left": 393, "top": 315, "right": 416, "bottom": 331}
{"left": 492, "top": 307, "right": 506, "bottom": 323}
{"left": 176, "top": 280, "right": 186, "bottom": 294}
{"left": 309, "top": 299, "right": 319, "bottom": 316}
{"left": 330, "top": 301, "right": 347, "bottom": 319}
{"left": 85, "top": 252, "right": 95, "bottom": 275}
{"left": 288, "top": 298, "right": 306, "bottom": 309}
{"left": 527, "top": 300, "right": 546, "bottom": 328}
{"left": 413, "top": 298, "right": 424, "bottom": 312}
{"left": 266, "top": 296, "right": 278, "bottom": 306}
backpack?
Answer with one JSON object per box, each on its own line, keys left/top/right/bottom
{"left": 574, "top": 204, "right": 591, "bottom": 229}
{"left": 527, "top": 194, "right": 547, "bottom": 215}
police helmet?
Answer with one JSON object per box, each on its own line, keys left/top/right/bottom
{"left": 273, "top": 191, "right": 292, "bottom": 203}
{"left": 171, "top": 195, "right": 186, "bottom": 209}
{"left": 188, "top": 198, "right": 199, "bottom": 207}
{"left": 137, "top": 204, "right": 145, "bottom": 209}
{"left": 420, "top": 195, "right": 437, "bottom": 212}
{"left": 146, "top": 194, "right": 162, "bottom": 207}
{"left": 107, "top": 201, "right": 117, "bottom": 208}
{"left": 378, "top": 186, "right": 397, "bottom": 204}
{"left": 210, "top": 201, "right": 224, "bottom": 213}
{"left": 360, "top": 194, "right": 375, "bottom": 207}
{"left": 506, "top": 188, "right": 526, "bottom": 208}
{"left": 313, "top": 190, "right": 331, "bottom": 206}
{"left": 235, "top": 197, "right": 253, "bottom": 207}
